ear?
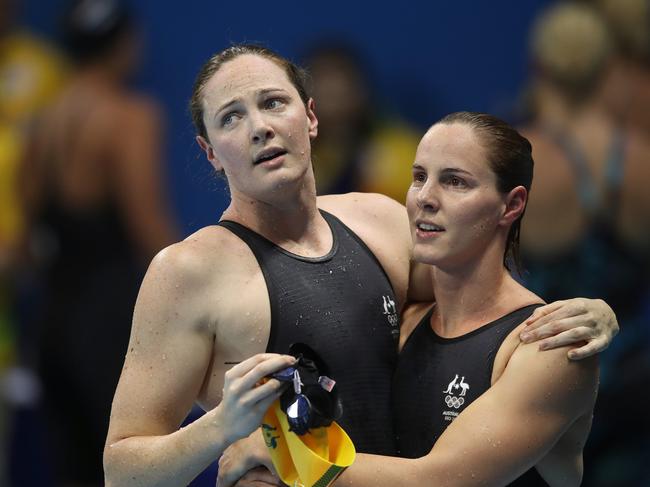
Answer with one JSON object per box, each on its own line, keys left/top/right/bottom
{"left": 306, "top": 98, "right": 318, "bottom": 139}
{"left": 196, "top": 135, "right": 223, "bottom": 172}
{"left": 500, "top": 186, "right": 527, "bottom": 226}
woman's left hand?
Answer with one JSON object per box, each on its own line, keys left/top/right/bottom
{"left": 217, "top": 430, "right": 279, "bottom": 487}
{"left": 519, "top": 298, "right": 619, "bottom": 360}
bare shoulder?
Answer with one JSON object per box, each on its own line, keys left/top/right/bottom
{"left": 318, "top": 192, "right": 407, "bottom": 223}
{"left": 150, "top": 224, "right": 251, "bottom": 283}
{"left": 495, "top": 327, "right": 599, "bottom": 415}
{"left": 137, "top": 225, "right": 253, "bottom": 321}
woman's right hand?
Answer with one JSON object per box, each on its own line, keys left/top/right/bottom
{"left": 216, "top": 353, "right": 295, "bottom": 444}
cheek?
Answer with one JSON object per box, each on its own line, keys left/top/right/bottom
{"left": 214, "top": 137, "right": 246, "bottom": 163}
{"left": 451, "top": 196, "right": 500, "bottom": 228}
{"left": 405, "top": 185, "right": 419, "bottom": 215}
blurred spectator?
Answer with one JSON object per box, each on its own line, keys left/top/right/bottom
{"left": 1, "top": 0, "right": 68, "bottom": 483}
{"left": 16, "top": 0, "right": 178, "bottom": 484}
{"left": 518, "top": 3, "right": 650, "bottom": 485}
{"left": 303, "top": 42, "right": 421, "bottom": 203}
{"left": 596, "top": 0, "right": 650, "bottom": 135}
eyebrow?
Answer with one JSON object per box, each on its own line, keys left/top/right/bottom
{"left": 440, "top": 167, "right": 473, "bottom": 176}
{"left": 411, "top": 164, "right": 474, "bottom": 177}
{"left": 213, "top": 88, "right": 289, "bottom": 119}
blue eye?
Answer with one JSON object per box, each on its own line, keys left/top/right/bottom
{"left": 265, "top": 98, "right": 284, "bottom": 109}
{"left": 221, "top": 113, "right": 236, "bottom": 127}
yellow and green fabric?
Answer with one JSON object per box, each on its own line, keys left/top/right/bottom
{"left": 262, "top": 399, "right": 355, "bottom": 487}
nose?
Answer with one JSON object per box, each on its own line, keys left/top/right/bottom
{"left": 415, "top": 182, "right": 440, "bottom": 212}
{"left": 249, "top": 110, "right": 275, "bottom": 144}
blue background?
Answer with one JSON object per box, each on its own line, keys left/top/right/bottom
{"left": 21, "top": 0, "right": 549, "bottom": 235}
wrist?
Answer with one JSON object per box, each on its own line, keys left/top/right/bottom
{"left": 207, "top": 403, "right": 242, "bottom": 447}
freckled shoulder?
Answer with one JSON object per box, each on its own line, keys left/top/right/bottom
{"left": 136, "top": 224, "right": 263, "bottom": 332}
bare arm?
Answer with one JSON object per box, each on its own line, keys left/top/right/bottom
{"left": 519, "top": 298, "right": 619, "bottom": 359}
{"left": 336, "top": 341, "right": 598, "bottom": 487}
{"left": 103, "top": 245, "right": 293, "bottom": 487}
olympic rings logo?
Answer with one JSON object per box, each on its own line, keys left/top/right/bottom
{"left": 445, "top": 395, "right": 465, "bottom": 409}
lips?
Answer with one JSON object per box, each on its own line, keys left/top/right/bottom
{"left": 416, "top": 221, "right": 445, "bottom": 232}
{"left": 254, "top": 147, "right": 287, "bottom": 165}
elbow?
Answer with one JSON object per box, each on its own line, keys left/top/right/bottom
{"left": 103, "top": 441, "right": 125, "bottom": 487}
{"left": 103, "top": 446, "right": 116, "bottom": 486}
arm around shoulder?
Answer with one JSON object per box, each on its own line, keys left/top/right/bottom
{"left": 418, "top": 342, "right": 598, "bottom": 486}
{"left": 336, "top": 342, "right": 598, "bottom": 487}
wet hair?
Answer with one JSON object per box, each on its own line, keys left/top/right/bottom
{"left": 189, "top": 44, "right": 311, "bottom": 142}
{"left": 530, "top": 2, "right": 612, "bottom": 104}
{"left": 436, "top": 112, "right": 534, "bottom": 274}
{"left": 61, "top": 0, "right": 132, "bottom": 64}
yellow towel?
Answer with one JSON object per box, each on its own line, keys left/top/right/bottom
{"left": 261, "top": 399, "right": 355, "bottom": 487}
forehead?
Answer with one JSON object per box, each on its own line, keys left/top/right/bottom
{"left": 202, "top": 54, "right": 294, "bottom": 111}
{"left": 416, "top": 123, "right": 489, "bottom": 173}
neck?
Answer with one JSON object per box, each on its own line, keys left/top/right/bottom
{"left": 222, "top": 166, "right": 331, "bottom": 256}
{"left": 429, "top": 240, "right": 536, "bottom": 338}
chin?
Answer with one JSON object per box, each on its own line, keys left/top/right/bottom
{"left": 413, "top": 247, "right": 443, "bottom": 266}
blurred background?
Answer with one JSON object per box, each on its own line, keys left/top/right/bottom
{"left": 1, "top": 0, "right": 648, "bottom": 485}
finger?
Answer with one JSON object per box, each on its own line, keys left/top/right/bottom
{"left": 226, "top": 354, "right": 290, "bottom": 379}
{"left": 219, "top": 466, "right": 276, "bottom": 487}
{"left": 521, "top": 301, "right": 566, "bottom": 330}
{"left": 536, "top": 327, "right": 591, "bottom": 351}
{"left": 528, "top": 298, "right": 593, "bottom": 330}
{"left": 567, "top": 337, "right": 606, "bottom": 360}
{"left": 240, "top": 467, "right": 279, "bottom": 484}
{"left": 251, "top": 386, "right": 285, "bottom": 416}
{"left": 520, "top": 316, "right": 588, "bottom": 343}
{"left": 240, "top": 378, "right": 286, "bottom": 407}
{"left": 216, "top": 465, "right": 245, "bottom": 487}
{"left": 236, "top": 355, "right": 296, "bottom": 392}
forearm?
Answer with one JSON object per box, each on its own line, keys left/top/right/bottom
{"left": 104, "top": 408, "right": 232, "bottom": 487}
{"left": 335, "top": 453, "right": 426, "bottom": 487}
